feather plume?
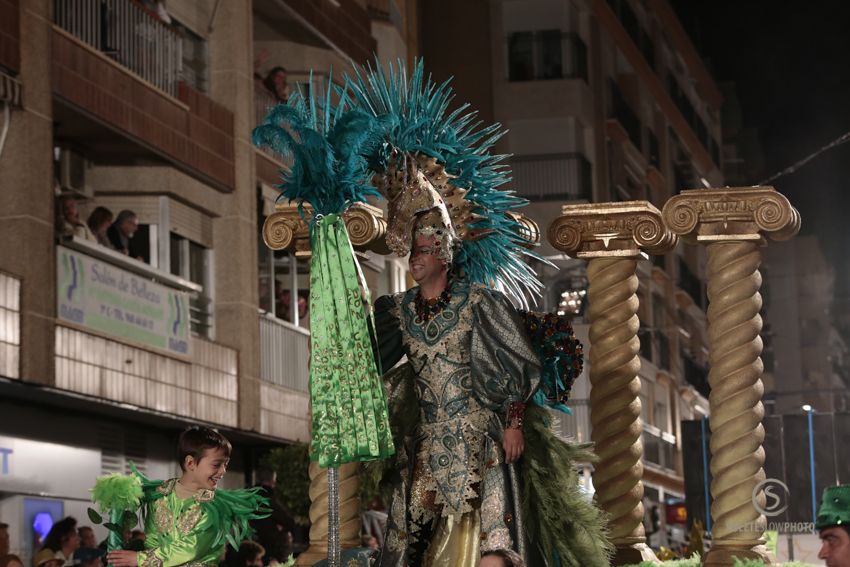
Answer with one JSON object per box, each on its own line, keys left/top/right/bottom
{"left": 345, "top": 59, "right": 546, "bottom": 304}
{"left": 252, "top": 74, "right": 385, "bottom": 217}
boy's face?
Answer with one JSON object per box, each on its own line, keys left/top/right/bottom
{"left": 185, "top": 447, "right": 229, "bottom": 490}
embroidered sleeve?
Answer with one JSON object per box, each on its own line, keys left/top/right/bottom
{"left": 469, "top": 288, "right": 542, "bottom": 420}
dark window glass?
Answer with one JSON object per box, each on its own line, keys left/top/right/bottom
{"left": 537, "top": 30, "right": 562, "bottom": 79}
{"left": 508, "top": 32, "right": 534, "bottom": 81}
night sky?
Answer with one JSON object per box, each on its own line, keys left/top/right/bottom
{"left": 672, "top": 1, "right": 850, "bottom": 289}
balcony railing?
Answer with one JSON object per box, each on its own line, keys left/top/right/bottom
{"left": 259, "top": 313, "right": 309, "bottom": 393}
{"left": 54, "top": 0, "right": 182, "bottom": 97}
{"left": 509, "top": 153, "right": 592, "bottom": 201}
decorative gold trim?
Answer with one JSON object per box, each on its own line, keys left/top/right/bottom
{"left": 139, "top": 550, "right": 164, "bottom": 567}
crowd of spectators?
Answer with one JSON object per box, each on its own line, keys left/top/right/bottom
{"left": 55, "top": 194, "right": 144, "bottom": 261}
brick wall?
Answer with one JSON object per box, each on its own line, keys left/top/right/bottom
{"left": 52, "top": 29, "right": 235, "bottom": 191}
{"left": 0, "top": 0, "right": 19, "bottom": 73}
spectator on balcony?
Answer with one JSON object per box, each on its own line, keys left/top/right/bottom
{"left": 56, "top": 195, "right": 95, "bottom": 242}
{"left": 263, "top": 67, "right": 290, "bottom": 104}
{"left": 107, "top": 210, "right": 143, "bottom": 260}
{"left": 86, "top": 207, "right": 114, "bottom": 249}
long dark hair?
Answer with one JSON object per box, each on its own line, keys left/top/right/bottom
{"left": 42, "top": 517, "right": 77, "bottom": 552}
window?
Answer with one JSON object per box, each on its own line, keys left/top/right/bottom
{"left": 169, "top": 232, "right": 212, "bottom": 337}
{"left": 508, "top": 32, "right": 534, "bottom": 81}
{"left": 508, "top": 31, "right": 588, "bottom": 82}
{"left": 537, "top": 30, "right": 563, "bottom": 79}
{"left": 175, "top": 22, "right": 209, "bottom": 93}
{"left": 257, "top": 193, "right": 310, "bottom": 329}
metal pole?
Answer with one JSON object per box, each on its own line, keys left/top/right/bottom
{"left": 701, "top": 414, "right": 712, "bottom": 534}
{"left": 327, "top": 466, "right": 340, "bottom": 567}
{"left": 807, "top": 408, "right": 817, "bottom": 525}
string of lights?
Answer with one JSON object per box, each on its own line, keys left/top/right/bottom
{"left": 759, "top": 129, "right": 850, "bottom": 185}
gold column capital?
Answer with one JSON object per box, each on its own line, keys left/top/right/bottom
{"left": 547, "top": 200, "right": 676, "bottom": 258}
{"left": 661, "top": 186, "right": 801, "bottom": 244}
{"left": 262, "top": 202, "right": 389, "bottom": 257}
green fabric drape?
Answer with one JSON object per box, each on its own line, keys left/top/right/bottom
{"left": 308, "top": 214, "right": 394, "bottom": 467}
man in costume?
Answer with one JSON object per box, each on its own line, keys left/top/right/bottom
{"left": 817, "top": 485, "right": 850, "bottom": 567}
{"left": 344, "top": 64, "right": 611, "bottom": 567}
{"left": 252, "top": 59, "right": 611, "bottom": 567}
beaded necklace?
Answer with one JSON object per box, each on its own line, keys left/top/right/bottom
{"left": 414, "top": 288, "right": 452, "bottom": 321}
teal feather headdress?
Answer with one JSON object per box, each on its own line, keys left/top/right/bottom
{"left": 345, "top": 59, "right": 545, "bottom": 303}
{"left": 252, "top": 73, "right": 386, "bottom": 217}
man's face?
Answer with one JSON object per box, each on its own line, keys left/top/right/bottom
{"left": 119, "top": 216, "right": 139, "bottom": 238}
{"left": 62, "top": 199, "right": 79, "bottom": 222}
{"left": 408, "top": 235, "right": 445, "bottom": 284}
{"left": 79, "top": 527, "right": 96, "bottom": 548}
{"left": 819, "top": 526, "right": 850, "bottom": 567}
{"left": 246, "top": 553, "right": 264, "bottom": 567}
{"left": 0, "top": 526, "right": 9, "bottom": 554}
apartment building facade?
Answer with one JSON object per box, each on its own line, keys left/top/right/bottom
{"left": 0, "top": 0, "right": 414, "bottom": 560}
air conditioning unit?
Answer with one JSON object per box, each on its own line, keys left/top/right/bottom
{"left": 58, "top": 148, "right": 93, "bottom": 198}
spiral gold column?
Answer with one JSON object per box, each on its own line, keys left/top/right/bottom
{"left": 548, "top": 201, "right": 676, "bottom": 565}
{"left": 662, "top": 187, "right": 800, "bottom": 567}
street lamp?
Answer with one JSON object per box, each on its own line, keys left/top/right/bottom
{"left": 803, "top": 404, "right": 816, "bottom": 525}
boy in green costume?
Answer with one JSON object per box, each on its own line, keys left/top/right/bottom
{"left": 94, "top": 426, "right": 268, "bottom": 567}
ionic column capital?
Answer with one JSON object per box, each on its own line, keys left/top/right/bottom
{"left": 262, "top": 202, "right": 389, "bottom": 257}
{"left": 547, "top": 200, "right": 677, "bottom": 258}
{"left": 661, "top": 186, "right": 801, "bottom": 244}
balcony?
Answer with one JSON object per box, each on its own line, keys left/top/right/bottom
{"left": 0, "top": 271, "right": 20, "bottom": 379}
{"left": 259, "top": 314, "right": 309, "bottom": 393}
{"left": 253, "top": 0, "right": 375, "bottom": 65}
{"left": 54, "top": 239, "right": 237, "bottom": 426}
{"left": 508, "top": 153, "right": 592, "bottom": 202}
{"left": 643, "top": 424, "right": 677, "bottom": 472}
{"left": 54, "top": 0, "right": 182, "bottom": 97}
{"left": 52, "top": 0, "right": 235, "bottom": 191}
{"left": 258, "top": 314, "right": 310, "bottom": 441}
